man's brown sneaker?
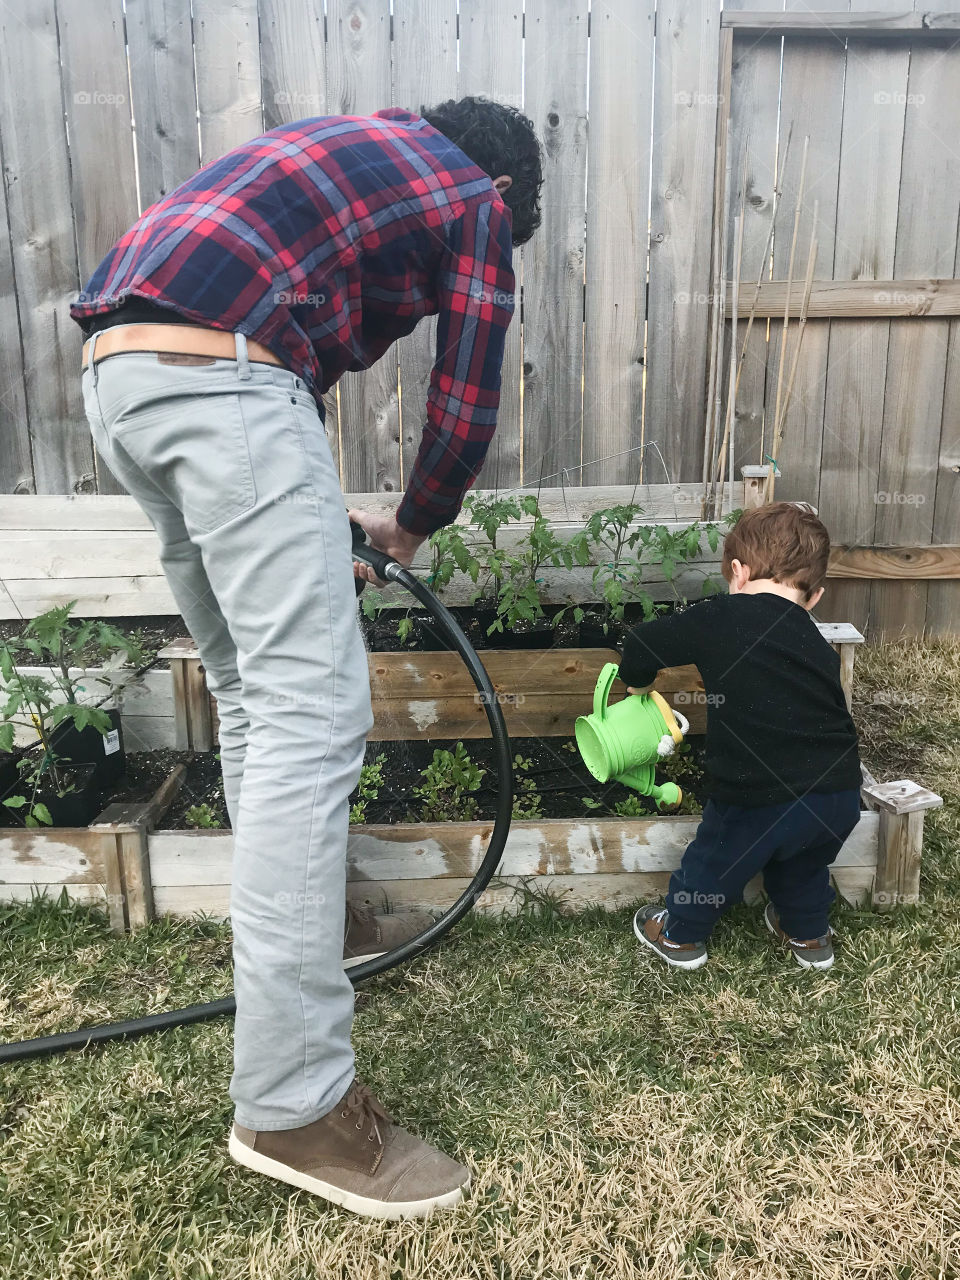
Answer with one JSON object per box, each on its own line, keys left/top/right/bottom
{"left": 634, "top": 904, "right": 708, "bottom": 969}
{"left": 764, "top": 902, "right": 834, "bottom": 970}
{"left": 343, "top": 903, "right": 435, "bottom": 968}
{"left": 229, "top": 1079, "right": 469, "bottom": 1219}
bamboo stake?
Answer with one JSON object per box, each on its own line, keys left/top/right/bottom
{"left": 770, "top": 135, "right": 809, "bottom": 465}
{"left": 765, "top": 213, "right": 818, "bottom": 502}
{"left": 714, "top": 210, "right": 744, "bottom": 513}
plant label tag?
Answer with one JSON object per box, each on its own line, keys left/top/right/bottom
{"left": 103, "top": 729, "right": 121, "bottom": 756}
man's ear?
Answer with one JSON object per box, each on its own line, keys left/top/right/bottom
{"left": 493, "top": 174, "right": 513, "bottom": 195}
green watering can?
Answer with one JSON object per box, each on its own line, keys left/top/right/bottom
{"left": 575, "top": 663, "right": 690, "bottom": 811}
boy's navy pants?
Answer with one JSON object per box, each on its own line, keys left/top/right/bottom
{"left": 664, "top": 789, "right": 862, "bottom": 943}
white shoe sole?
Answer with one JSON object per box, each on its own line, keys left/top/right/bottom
{"left": 634, "top": 914, "right": 708, "bottom": 969}
{"left": 764, "top": 907, "right": 834, "bottom": 969}
{"left": 343, "top": 950, "right": 385, "bottom": 970}
{"left": 228, "top": 1128, "right": 468, "bottom": 1220}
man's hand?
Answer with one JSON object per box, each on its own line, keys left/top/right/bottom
{"left": 348, "top": 509, "right": 426, "bottom": 586}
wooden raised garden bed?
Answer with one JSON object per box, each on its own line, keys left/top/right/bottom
{"left": 0, "top": 622, "right": 942, "bottom": 930}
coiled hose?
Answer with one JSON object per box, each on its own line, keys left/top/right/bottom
{"left": 0, "top": 530, "right": 513, "bottom": 1064}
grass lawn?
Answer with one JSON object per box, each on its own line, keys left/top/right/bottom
{"left": 2, "top": 640, "right": 959, "bottom": 1279}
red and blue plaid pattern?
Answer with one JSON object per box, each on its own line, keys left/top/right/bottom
{"left": 71, "top": 109, "right": 516, "bottom": 534}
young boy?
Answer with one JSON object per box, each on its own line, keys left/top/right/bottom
{"left": 619, "top": 502, "right": 861, "bottom": 971}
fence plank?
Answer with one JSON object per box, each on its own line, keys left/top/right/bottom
{"left": 393, "top": 0, "right": 459, "bottom": 489}
{"left": 324, "top": 0, "right": 399, "bottom": 495}
{"left": 768, "top": 3, "right": 849, "bottom": 510}
{"left": 0, "top": 0, "right": 91, "bottom": 496}
{"left": 193, "top": 0, "right": 263, "bottom": 165}
{"left": 644, "top": 0, "right": 720, "bottom": 484}
{"left": 459, "top": 0, "right": 524, "bottom": 489}
{"left": 58, "top": 0, "right": 141, "bottom": 498}
{"left": 872, "top": 46, "right": 960, "bottom": 637}
{"left": 723, "top": 7, "right": 782, "bottom": 478}
{"left": 125, "top": 0, "right": 200, "bottom": 207}
{"left": 258, "top": 0, "right": 326, "bottom": 129}
{"left": 0, "top": 141, "right": 32, "bottom": 495}
{"left": 522, "top": 0, "right": 589, "bottom": 489}
{"left": 817, "top": 25, "right": 911, "bottom": 633}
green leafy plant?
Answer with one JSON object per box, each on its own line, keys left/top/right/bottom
{"left": 350, "top": 753, "right": 386, "bottom": 824}
{"left": 0, "top": 604, "right": 143, "bottom": 827}
{"left": 184, "top": 803, "right": 222, "bottom": 829}
{"left": 411, "top": 742, "right": 485, "bottom": 822}
{"left": 512, "top": 754, "right": 543, "bottom": 820}
{"left": 613, "top": 793, "right": 648, "bottom": 818}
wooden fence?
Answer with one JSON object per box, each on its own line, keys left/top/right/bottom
{"left": 0, "top": 1, "right": 958, "bottom": 635}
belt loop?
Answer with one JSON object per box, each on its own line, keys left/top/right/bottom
{"left": 235, "top": 332, "right": 251, "bottom": 381}
{"left": 88, "top": 331, "right": 100, "bottom": 387}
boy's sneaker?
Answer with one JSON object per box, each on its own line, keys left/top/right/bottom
{"left": 764, "top": 902, "right": 834, "bottom": 970}
{"left": 634, "top": 904, "right": 708, "bottom": 969}
{"left": 343, "top": 903, "right": 435, "bottom": 968}
{"left": 229, "top": 1079, "right": 469, "bottom": 1219}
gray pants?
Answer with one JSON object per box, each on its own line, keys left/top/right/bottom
{"left": 82, "top": 332, "right": 372, "bottom": 1130}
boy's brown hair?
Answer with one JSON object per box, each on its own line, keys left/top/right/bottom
{"left": 722, "top": 502, "right": 830, "bottom": 601}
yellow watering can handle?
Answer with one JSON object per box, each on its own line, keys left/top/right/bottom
{"left": 593, "top": 663, "right": 620, "bottom": 720}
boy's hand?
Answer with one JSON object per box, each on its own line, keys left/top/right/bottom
{"left": 627, "top": 683, "right": 654, "bottom": 696}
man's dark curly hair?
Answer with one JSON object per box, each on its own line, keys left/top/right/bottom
{"left": 421, "top": 96, "right": 543, "bottom": 245}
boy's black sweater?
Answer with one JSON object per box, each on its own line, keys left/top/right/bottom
{"left": 618, "top": 593, "right": 861, "bottom": 807}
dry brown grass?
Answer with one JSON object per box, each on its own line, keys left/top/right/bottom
{"left": 3, "top": 639, "right": 960, "bottom": 1279}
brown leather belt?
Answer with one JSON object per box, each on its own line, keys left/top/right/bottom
{"left": 81, "top": 323, "right": 286, "bottom": 371}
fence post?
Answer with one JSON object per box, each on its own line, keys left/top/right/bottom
{"left": 859, "top": 778, "right": 943, "bottom": 911}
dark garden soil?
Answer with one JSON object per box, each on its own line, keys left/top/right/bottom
{"left": 102, "top": 733, "right": 707, "bottom": 832}
{"left": 0, "top": 616, "right": 189, "bottom": 669}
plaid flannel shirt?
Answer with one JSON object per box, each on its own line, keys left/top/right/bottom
{"left": 70, "top": 109, "right": 516, "bottom": 534}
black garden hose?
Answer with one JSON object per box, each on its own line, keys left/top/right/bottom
{"left": 0, "top": 530, "right": 513, "bottom": 1064}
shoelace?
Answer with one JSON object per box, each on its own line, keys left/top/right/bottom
{"left": 339, "top": 1081, "right": 391, "bottom": 1147}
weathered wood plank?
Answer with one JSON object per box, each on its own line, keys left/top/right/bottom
{"left": 767, "top": 17, "right": 848, "bottom": 508}
{"left": 817, "top": 24, "right": 912, "bottom": 633}
{"left": 722, "top": 10, "right": 960, "bottom": 32}
{"left": 393, "top": 0, "right": 459, "bottom": 488}
{"left": 872, "top": 40, "right": 960, "bottom": 637}
{"left": 0, "top": 0, "right": 91, "bottom": 495}
{"left": 0, "top": 829, "right": 106, "bottom": 886}
{"left": 258, "top": 0, "right": 325, "bottom": 130}
{"left": 828, "top": 546, "right": 960, "bottom": 581}
{"left": 193, "top": 0, "right": 263, "bottom": 164}
{"left": 125, "top": 0, "right": 201, "bottom": 207}
{"left": 723, "top": 5, "right": 782, "bottom": 478}
{"left": 146, "top": 811, "right": 879, "bottom": 887}
{"left": 521, "top": 0, "right": 589, "bottom": 487}
{"left": 458, "top": 0, "right": 524, "bottom": 489}
{"left": 644, "top": 0, "right": 720, "bottom": 483}
{"left": 0, "top": 130, "right": 33, "bottom": 495}
{"left": 581, "top": 0, "right": 653, "bottom": 486}
{"left": 725, "top": 279, "right": 960, "bottom": 318}
{"left": 325, "top": 0, "right": 400, "bottom": 496}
